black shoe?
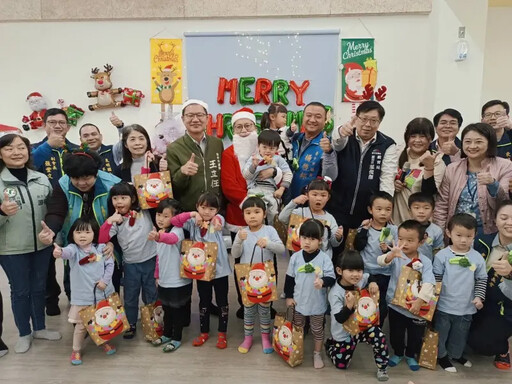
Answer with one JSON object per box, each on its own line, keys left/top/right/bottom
{"left": 210, "top": 303, "right": 220, "bottom": 317}
{"left": 236, "top": 307, "right": 244, "bottom": 319}
{"left": 270, "top": 307, "right": 276, "bottom": 319}
{"left": 46, "top": 302, "right": 61, "bottom": 316}
{"left": 438, "top": 355, "right": 457, "bottom": 372}
{"left": 123, "top": 325, "right": 136, "bottom": 339}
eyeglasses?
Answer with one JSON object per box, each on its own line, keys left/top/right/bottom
{"left": 483, "top": 111, "right": 506, "bottom": 119}
{"left": 46, "top": 120, "right": 68, "bottom": 127}
{"left": 184, "top": 113, "right": 207, "bottom": 120}
{"left": 233, "top": 123, "right": 255, "bottom": 132}
{"left": 357, "top": 115, "right": 380, "bottom": 127}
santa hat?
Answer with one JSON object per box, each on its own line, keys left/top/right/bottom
{"left": 191, "top": 242, "right": 205, "bottom": 251}
{"left": 26, "top": 92, "right": 43, "bottom": 101}
{"left": 162, "top": 65, "right": 173, "bottom": 72}
{"left": 0, "top": 124, "right": 23, "bottom": 138}
{"left": 344, "top": 63, "right": 363, "bottom": 73}
{"left": 182, "top": 99, "right": 208, "bottom": 113}
{"left": 251, "top": 263, "right": 266, "bottom": 273}
{"left": 232, "top": 107, "right": 256, "bottom": 126}
{"left": 360, "top": 290, "right": 370, "bottom": 298}
{"left": 148, "top": 174, "right": 161, "bottom": 181}
{"left": 96, "top": 300, "right": 111, "bottom": 310}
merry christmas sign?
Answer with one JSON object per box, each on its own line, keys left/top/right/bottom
{"left": 341, "top": 38, "right": 377, "bottom": 103}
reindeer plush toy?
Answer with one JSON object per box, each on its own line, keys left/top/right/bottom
{"left": 87, "top": 64, "right": 125, "bottom": 111}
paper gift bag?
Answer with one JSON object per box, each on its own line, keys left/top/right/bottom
{"left": 419, "top": 328, "right": 439, "bottom": 370}
{"left": 286, "top": 214, "right": 327, "bottom": 252}
{"left": 272, "top": 307, "right": 304, "bottom": 367}
{"left": 344, "top": 228, "right": 358, "bottom": 251}
{"left": 273, "top": 216, "right": 288, "bottom": 246}
{"left": 180, "top": 240, "right": 217, "bottom": 281}
{"left": 79, "top": 287, "right": 130, "bottom": 346}
{"left": 140, "top": 301, "right": 164, "bottom": 342}
{"left": 391, "top": 263, "right": 442, "bottom": 321}
{"left": 343, "top": 289, "right": 380, "bottom": 336}
{"left": 234, "top": 245, "right": 277, "bottom": 307}
{"left": 133, "top": 171, "right": 173, "bottom": 210}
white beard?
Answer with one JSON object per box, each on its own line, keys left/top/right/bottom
{"left": 233, "top": 131, "right": 258, "bottom": 170}
{"left": 28, "top": 97, "right": 47, "bottom": 112}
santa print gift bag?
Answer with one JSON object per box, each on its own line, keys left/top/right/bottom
{"left": 272, "top": 306, "right": 304, "bottom": 367}
{"left": 343, "top": 289, "right": 380, "bottom": 336}
{"left": 234, "top": 245, "right": 278, "bottom": 307}
{"left": 391, "top": 258, "right": 442, "bottom": 322}
{"left": 140, "top": 300, "right": 165, "bottom": 342}
{"left": 419, "top": 328, "right": 439, "bottom": 370}
{"left": 79, "top": 284, "right": 130, "bottom": 346}
{"left": 133, "top": 170, "right": 173, "bottom": 210}
{"left": 286, "top": 211, "right": 327, "bottom": 252}
{"left": 180, "top": 240, "right": 218, "bottom": 281}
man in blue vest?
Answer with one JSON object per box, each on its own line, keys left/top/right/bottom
{"left": 429, "top": 108, "right": 463, "bottom": 166}
{"left": 481, "top": 100, "right": 512, "bottom": 159}
{"left": 31, "top": 108, "right": 79, "bottom": 316}
{"left": 289, "top": 102, "right": 337, "bottom": 198}
{"left": 79, "top": 123, "right": 120, "bottom": 174}
{"left": 330, "top": 101, "right": 397, "bottom": 251}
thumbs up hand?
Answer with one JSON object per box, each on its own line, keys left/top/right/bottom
{"left": 290, "top": 118, "right": 298, "bottom": 133}
{"left": 1, "top": 191, "right": 18, "bottom": 216}
{"left": 181, "top": 153, "right": 199, "bottom": 176}
{"left": 107, "top": 210, "right": 124, "bottom": 225}
{"left": 313, "top": 272, "right": 323, "bottom": 290}
{"left": 148, "top": 226, "right": 160, "bottom": 241}
{"left": 319, "top": 131, "right": 332, "bottom": 153}
{"left": 477, "top": 165, "right": 495, "bottom": 186}
{"left": 109, "top": 112, "right": 123, "bottom": 128}
{"left": 38, "top": 221, "right": 55, "bottom": 245}
{"left": 53, "top": 243, "right": 63, "bottom": 258}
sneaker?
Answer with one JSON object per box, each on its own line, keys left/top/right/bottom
{"left": 70, "top": 350, "right": 82, "bottom": 365}
{"left": 102, "top": 343, "right": 117, "bottom": 355}
{"left": 377, "top": 369, "right": 389, "bottom": 381}
{"left": 453, "top": 356, "right": 472, "bottom": 368}
{"left": 494, "top": 352, "right": 511, "bottom": 370}
{"left": 123, "top": 325, "right": 136, "bottom": 339}
{"left": 438, "top": 355, "right": 456, "bottom": 373}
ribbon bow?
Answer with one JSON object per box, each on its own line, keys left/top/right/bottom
{"left": 79, "top": 252, "right": 103, "bottom": 265}
{"left": 124, "top": 210, "right": 137, "bottom": 226}
{"left": 316, "top": 176, "right": 332, "bottom": 189}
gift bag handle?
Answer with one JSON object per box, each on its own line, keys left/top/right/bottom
{"left": 285, "top": 304, "right": 296, "bottom": 322}
{"left": 92, "top": 282, "right": 108, "bottom": 307}
{"left": 249, "top": 244, "right": 265, "bottom": 265}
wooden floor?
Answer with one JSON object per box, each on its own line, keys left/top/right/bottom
{"left": 0, "top": 257, "right": 510, "bottom": 384}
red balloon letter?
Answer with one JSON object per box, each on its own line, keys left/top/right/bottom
{"left": 217, "top": 78, "right": 238, "bottom": 105}
{"left": 207, "top": 113, "right": 224, "bottom": 138}
{"left": 290, "top": 80, "right": 310, "bottom": 106}
{"left": 254, "top": 78, "right": 272, "bottom": 105}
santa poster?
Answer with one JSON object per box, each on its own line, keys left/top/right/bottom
{"left": 341, "top": 38, "right": 376, "bottom": 102}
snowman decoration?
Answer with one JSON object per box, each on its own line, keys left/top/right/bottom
{"left": 355, "top": 291, "right": 379, "bottom": 331}
{"left": 241, "top": 263, "right": 273, "bottom": 304}
{"left": 92, "top": 300, "right": 124, "bottom": 341}
{"left": 274, "top": 322, "right": 294, "bottom": 360}
{"left": 143, "top": 173, "right": 169, "bottom": 208}
{"left": 182, "top": 242, "right": 207, "bottom": 279}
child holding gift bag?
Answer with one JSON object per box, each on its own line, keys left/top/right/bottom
{"left": 53, "top": 217, "right": 116, "bottom": 365}
{"left": 326, "top": 250, "right": 389, "bottom": 381}
{"left": 231, "top": 196, "right": 285, "bottom": 354}
{"left": 99, "top": 182, "right": 157, "bottom": 339}
{"left": 279, "top": 178, "right": 344, "bottom": 258}
{"left": 171, "top": 192, "right": 231, "bottom": 349}
{"left": 148, "top": 199, "right": 191, "bottom": 353}
{"left": 284, "top": 219, "right": 336, "bottom": 369}
{"left": 433, "top": 213, "right": 487, "bottom": 372}
{"left": 377, "top": 220, "right": 435, "bottom": 371}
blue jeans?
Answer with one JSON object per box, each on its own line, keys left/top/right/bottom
{"left": 434, "top": 310, "right": 472, "bottom": 359}
{"left": 0, "top": 247, "right": 52, "bottom": 336}
{"left": 123, "top": 257, "right": 157, "bottom": 325}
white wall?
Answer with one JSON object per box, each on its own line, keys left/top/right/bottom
{"left": 482, "top": 6, "right": 512, "bottom": 105}
{"left": 0, "top": 0, "right": 488, "bottom": 147}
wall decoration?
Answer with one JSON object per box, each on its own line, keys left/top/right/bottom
{"left": 87, "top": 64, "right": 125, "bottom": 111}
{"left": 22, "top": 92, "right": 47, "bottom": 131}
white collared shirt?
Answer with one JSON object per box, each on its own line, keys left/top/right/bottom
{"left": 186, "top": 131, "right": 207, "bottom": 153}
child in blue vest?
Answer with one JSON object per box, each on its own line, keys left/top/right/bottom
{"left": 171, "top": 192, "right": 231, "bottom": 349}
{"left": 99, "top": 182, "right": 158, "bottom": 339}
{"left": 408, "top": 192, "right": 444, "bottom": 260}
{"left": 231, "top": 196, "right": 285, "bottom": 354}
{"left": 433, "top": 213, "right": 487, "bottom": 372}
{"left": 148, "top": 198, "right": 191, "bottom": 352}
{"left": 326, "top": 250, "right": 389, "bottom": 381}
{"left": 279, "top": 178, "right": 344, "bottom": 259}
{"left": 284, "top": 219, "right": 336, "bottom": 369}
{"left": 53, "top": 217, "right": 116, "bottom": 365}
{"left": 354, "top": 191, "right": 397, "bottom": 326}
{"left": 377, "top": 220, "right": 435, "bottom": 371}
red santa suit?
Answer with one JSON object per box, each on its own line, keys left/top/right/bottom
{"left": 221, "top": 145, "right": 248, "bottom": 231}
